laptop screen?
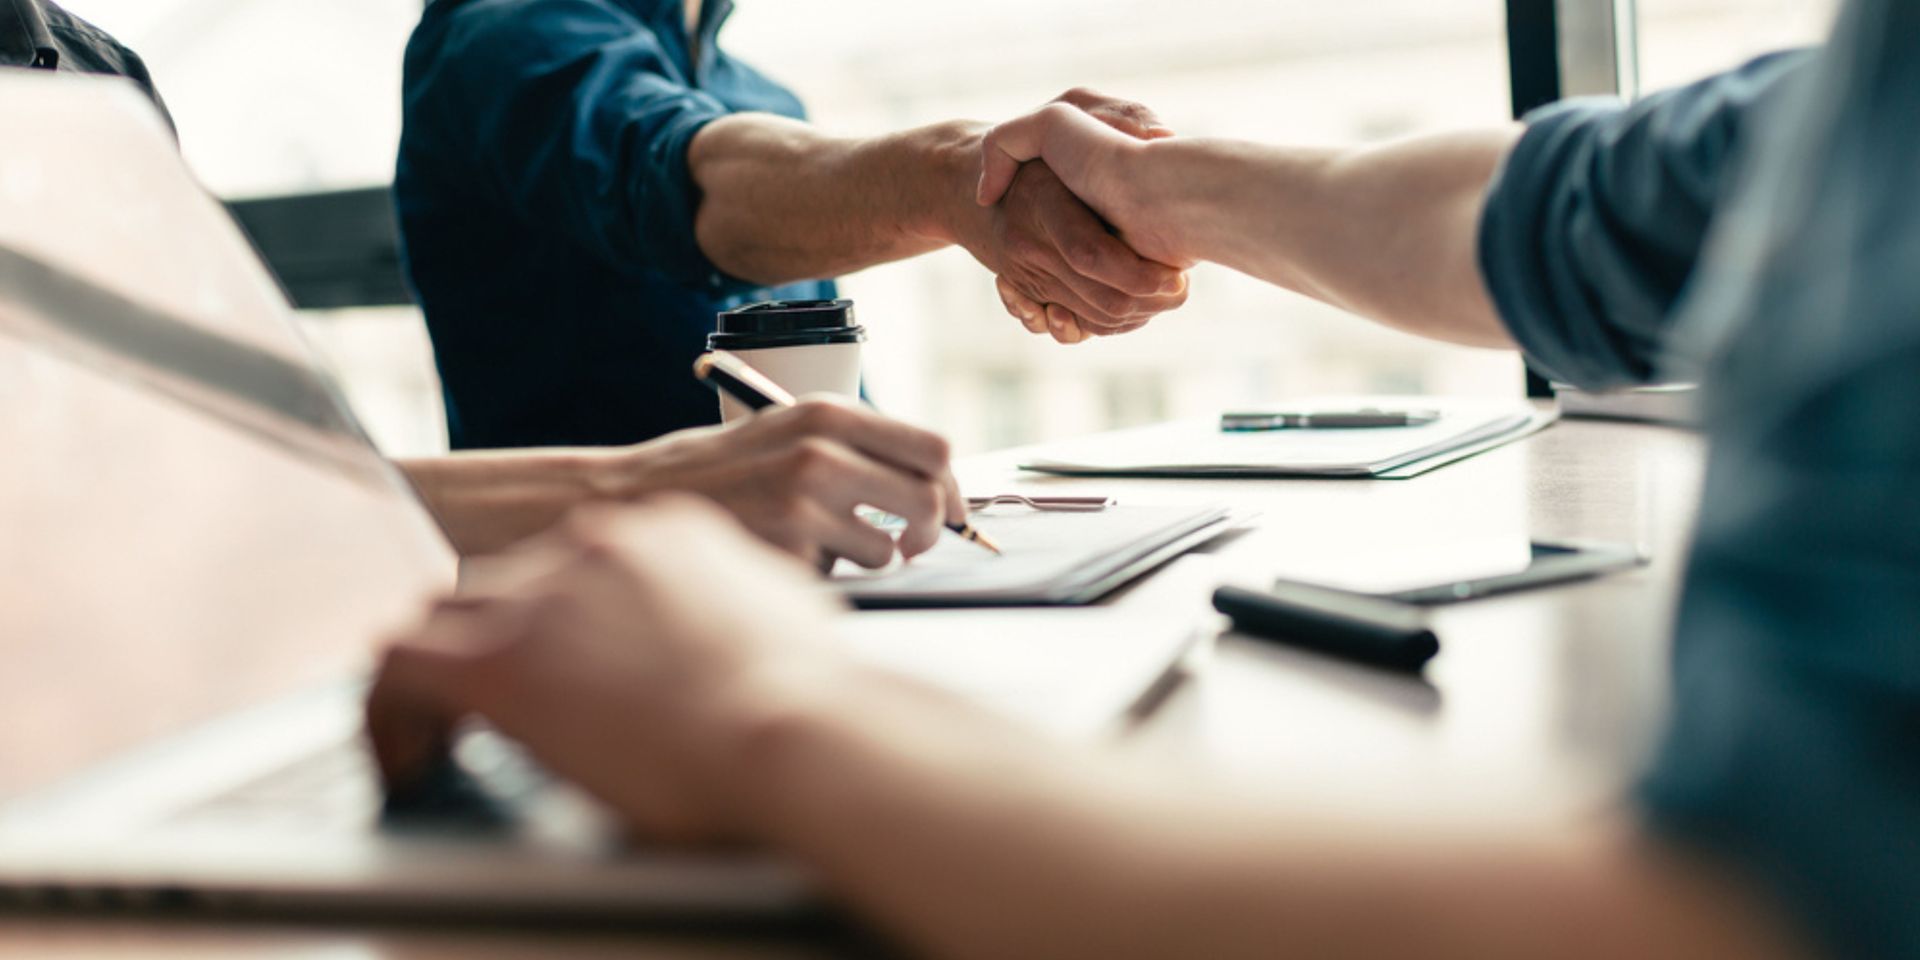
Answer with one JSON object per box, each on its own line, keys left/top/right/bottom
{"left": 0, "top": 74, "right": 456, "bottom": 800}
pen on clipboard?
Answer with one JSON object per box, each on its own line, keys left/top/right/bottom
{"left": 694, "top": 350, "right": 1003, "bottom": 556}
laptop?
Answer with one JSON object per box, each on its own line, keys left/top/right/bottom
{"left": 0, "top": 73, "right": 1198, "bottom": 922}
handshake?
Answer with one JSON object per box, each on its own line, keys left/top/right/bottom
{"left": 958, "top": 89, "right": 1194, "bottom": 345}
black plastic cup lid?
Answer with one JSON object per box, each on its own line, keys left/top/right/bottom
{"left": 709, "top": 299, "right": 865, "bottom": 349}
{"left": 716, "top": 299, "right": 857, "bottom": 334}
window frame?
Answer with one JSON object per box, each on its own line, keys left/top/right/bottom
{"left": 1505, "top": 0, "right": 1635, "bottom": 396}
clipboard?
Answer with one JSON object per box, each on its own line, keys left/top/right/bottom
{"left": 835, "top": 502, "right": 1234, "bottom": 609}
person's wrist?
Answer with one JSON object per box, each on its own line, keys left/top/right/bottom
{"left": 897, "top": 119, "right": 992, "bottom": 250}
{"left": 584, "top": 441, "right": 672, "bottom": 502}
{"left": 1097, "top": 136, "right": 1206, "bottom": 270}
{"left": 703, "top": 649, "right": 875, "bottom": 841}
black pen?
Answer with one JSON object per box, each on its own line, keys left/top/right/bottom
{"left": 1212, "top": 582, "right": 1439, "bottom": 672}
{"left": 693, "top": 350, "right": 1003, "bottom": 556}
{"left": 1220, "top": 409, "right": 1440, "bottom": 431}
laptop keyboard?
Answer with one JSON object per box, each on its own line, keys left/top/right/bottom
{"left": 171, "top": 728, "right": 549, "bottom": 835}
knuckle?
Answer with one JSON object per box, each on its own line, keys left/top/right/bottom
{"left": 851, "top": 536, "right": 896, "bottom": 570}
{"left": 1090, "top": 288, "right": 1136, "bottom": 319}
{"left": 921, "top": 432, "right": 952, "bottom": 467}
{"left": 559, "top": 509, "right": 612, "bottom": 548}
{"left": 1040, "top": 101, "right": 1082, "bottom": 125}
{"left": 1066, "top": 240, "right": 1113, "bottom": 275}
{"left": 788, "top": 400, "right": 847, "bottom": 434}
{"left": 784, "top": 437, "right": 841, "bottom": 483}
{"left": 913, "top": 483, "right": 945, "bottom": 523}
{"left": 1004, "top": 233, "right": 1045, "bottom": 263}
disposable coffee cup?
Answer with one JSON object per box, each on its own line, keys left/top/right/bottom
{"left": 707, "top": 299, "right": 866, "bottom": 422}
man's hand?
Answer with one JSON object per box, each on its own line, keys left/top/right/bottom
{"left": 954, "top": 89, "right": 1190, "bottom": 345}
{"left": 365, "top": 496, "right": 853, "bottom": 844}
{"left": 617, "top": 399, "right": 964, "bottom": 569}
{"left": 978, "top": 100, "right": 1189, "bottom": 273}
{"left": 689, "top": 91, "right": 1186, "bottom": 346}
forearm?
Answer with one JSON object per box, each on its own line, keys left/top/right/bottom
{"left": 689, "top": 114, "right": 984, "bottom": 285}
{"left": 739, "top": 673, "right": 1809, "bottom": 960}
{"left": 395, "top": 451, "right": 633, "bottom": 557}
{"left": 1117, "top": 128, "right": 1522, "bottom": 347}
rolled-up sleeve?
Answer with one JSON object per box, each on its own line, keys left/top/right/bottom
{"left": 1477, "top": 51, "right": 1813, "bottom": 389}
{"left": 403, "top": 0, "right": 731, "bottom": 288}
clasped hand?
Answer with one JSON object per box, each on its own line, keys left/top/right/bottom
{"left": 967, "top": 89, "right": 1188, "bottom": 344}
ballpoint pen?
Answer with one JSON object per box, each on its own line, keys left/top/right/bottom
{"left": 694, "top": 350, "right": 1003, "bottom": 556}
{"left": 1220, "top": 408, "right": 1441, "bottom": 431}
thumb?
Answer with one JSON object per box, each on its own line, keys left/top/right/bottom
{"left": 976, "top": 104, "right": 1071, "bottom": 206}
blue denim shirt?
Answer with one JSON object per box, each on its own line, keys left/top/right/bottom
{"left": 1481, "top": 4, "right": 1920, "bottom": 954}
{"left": 395, "top": 0, "right": 834, "bottom": 449}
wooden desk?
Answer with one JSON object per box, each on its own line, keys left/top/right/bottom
{"left": 0, "top": 417, "right": 1705, "bottom": 957}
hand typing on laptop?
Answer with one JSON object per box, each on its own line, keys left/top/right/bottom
{"left": 395, "top": 398, "right": 965, "bottom": 569}
{"left": 366, "top": 494, "right": 939, "bottom": 845}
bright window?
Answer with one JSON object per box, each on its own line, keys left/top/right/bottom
{"left": 1634, "top": 0, "right": 1838, "bottom": 93}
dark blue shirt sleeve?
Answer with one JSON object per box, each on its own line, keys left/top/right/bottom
{"left": 1476, "top": 51, "right": 1814, "bottom": 390}
{"left": 403, "top": 0, "right": 732, "bottom": 290}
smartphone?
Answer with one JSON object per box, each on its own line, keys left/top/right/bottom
{"left": 1371, "top": 539, "right": 1646, "bottom": 605}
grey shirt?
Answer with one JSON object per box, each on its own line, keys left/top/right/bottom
{"left": 1480, "top": 2, "right": 1920, "bottom": 956}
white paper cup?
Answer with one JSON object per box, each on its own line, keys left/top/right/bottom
{"left": 708, "top": 300, "right": 865, "bottom": 422}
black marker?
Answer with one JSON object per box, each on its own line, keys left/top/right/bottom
{"left": 1213, "top": 582, "right": 1439, "bottom": 672}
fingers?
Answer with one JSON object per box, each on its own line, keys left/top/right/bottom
{"left": 364, "top": 601, "right": 511, "bottom": 794}
{"left": 1002, "top": 274, "right": 1154, "bottom": 345}
{"left": 988, "top": 162, "right": 1185, "bottom": 335}
{"left": 1051, "top": 86, "right": 1174, "bottom": 141}
{"left": 763, "top": 400, "right": 954, "bottom": 485}
{"left": 1048, "top": 249, "right": 1185, "bottom": 323}
{"left": 1040, "top": 187, "right": 1186, "bottom": 299}
{"left": 1047, "top": 304, "right": 1090, "bottom": 344}
{"left": 811, "top": 505, "right": 904, "bottom": 571}
{"left": 996, "top": 275, "right": 1049, "bottom": 335}
{"left": 779, "top": 436, "right": 949, "bottom": 564}
{"left": 937, "top": 469, "right": 967, "bottom": 541}
{"left": 997, "top": 274, "right": 1101, "bottom": 343}
{"left": 745, "top": 404, "right": 959, "bottom": 564}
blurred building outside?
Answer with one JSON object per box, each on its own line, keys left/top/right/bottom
{"left": 58, "top": 0, "right": 1837, "bottom": 458}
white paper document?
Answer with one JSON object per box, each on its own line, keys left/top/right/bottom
{"left": 1019, "top": 399, "right": 1557, "bottom": 479}
{"left": 840, "top": 610, "right": 1200, "bottom": 739}
{"left": 835, "top": 503, "right": 1232, "bottom": 608}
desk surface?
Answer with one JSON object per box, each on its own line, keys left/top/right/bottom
{"left": 0, "top": 417, "right": 1706, "bottom": 958}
